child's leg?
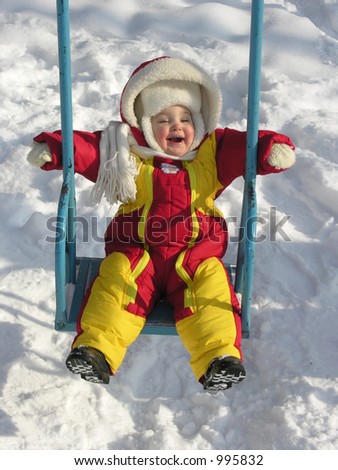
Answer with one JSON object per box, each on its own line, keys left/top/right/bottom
{"left": 71, "top": 247, "right": 159, "bottom": 375}
{"left": 170, "top": 253, "right": 242, "bottom": 382}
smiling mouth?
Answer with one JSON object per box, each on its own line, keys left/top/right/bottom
{"left": 168, "top": 137, "right": 184, "bottom": 143}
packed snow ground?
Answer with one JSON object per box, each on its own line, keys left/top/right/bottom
{"left": 1, "top": 0, "right": 338, "bottom": 451}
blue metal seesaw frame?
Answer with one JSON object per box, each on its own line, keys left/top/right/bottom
{"left": 54, "top": 0, "right": 264, "bottom": 338}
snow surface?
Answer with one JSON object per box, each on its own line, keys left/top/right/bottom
{"left": 1, "top": 0, "right": 338, "bottom": 451}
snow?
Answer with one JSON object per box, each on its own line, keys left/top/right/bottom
{"left": 1, "top": 0, "right": 338, "bottom": 454}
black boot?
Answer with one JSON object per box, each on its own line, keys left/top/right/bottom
{"left": 65, "top": 345, "right": 110, "bottom": 384}
{"left": 203, "top": 355, "right": 246, "bottom": 392}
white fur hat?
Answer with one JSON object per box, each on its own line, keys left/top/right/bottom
{"left": 121, "top": 57, "right": 222, "bottom": 152}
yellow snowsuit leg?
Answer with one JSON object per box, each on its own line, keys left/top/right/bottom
{"left": 174, "top": 253, "right": 242, "bottom": 381}
{"left": 72, "top": 249, "right": 157, "bottom": 374}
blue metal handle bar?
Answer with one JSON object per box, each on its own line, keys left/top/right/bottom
{"left": 56, "top": 0, "right": 76, "bottom": 279}
{"left": 55, "top": 172, "right": 71, "bottom": 329}
{"left": 235, "top": 0, "right": 264, "bottom": 338}
{"left": 55, "top": 0, "right": 76, "bottom": 327}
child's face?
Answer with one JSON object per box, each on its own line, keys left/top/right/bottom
{"left": 151, "top": 105, "right": 195, "bottom": 157}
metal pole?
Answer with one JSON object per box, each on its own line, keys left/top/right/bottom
{"left": 55, "top": 0, "right": 76, "bottom": 329}
{"left": 235, "top": 0, "right": 264, "bottom": 338}
{"left": 56, "top": 0, "right": 76, "bottom": 283}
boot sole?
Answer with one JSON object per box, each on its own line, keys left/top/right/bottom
{"left": 204, "top": 364, "right": 246, "bottom": 392}
{"left": 66, "top": 355, "right": 110, "bottom": 384}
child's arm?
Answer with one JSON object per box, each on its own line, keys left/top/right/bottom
{"left": 27, "top": 130, "right": 102, "bottom": 182}
{"left": 215, "top": 128, "right": 295, "bottom": 188}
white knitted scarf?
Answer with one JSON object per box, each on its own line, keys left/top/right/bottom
{"left": 90, "top": 121, "right": 197, "bottom": 206}
{"left": 90, "top": 121, "right": 139, "bottom": 205}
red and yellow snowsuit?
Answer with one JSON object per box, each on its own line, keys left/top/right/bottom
{"left": 36, "top": 125, "right": 293, "bottom": 381}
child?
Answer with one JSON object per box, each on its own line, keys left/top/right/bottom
{"left": 27, "top": 57, "right": 295, "bottom": 392}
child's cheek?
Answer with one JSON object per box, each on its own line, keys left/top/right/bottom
{"left": 158, "top": 128, "right": 168, "bottom": 143}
